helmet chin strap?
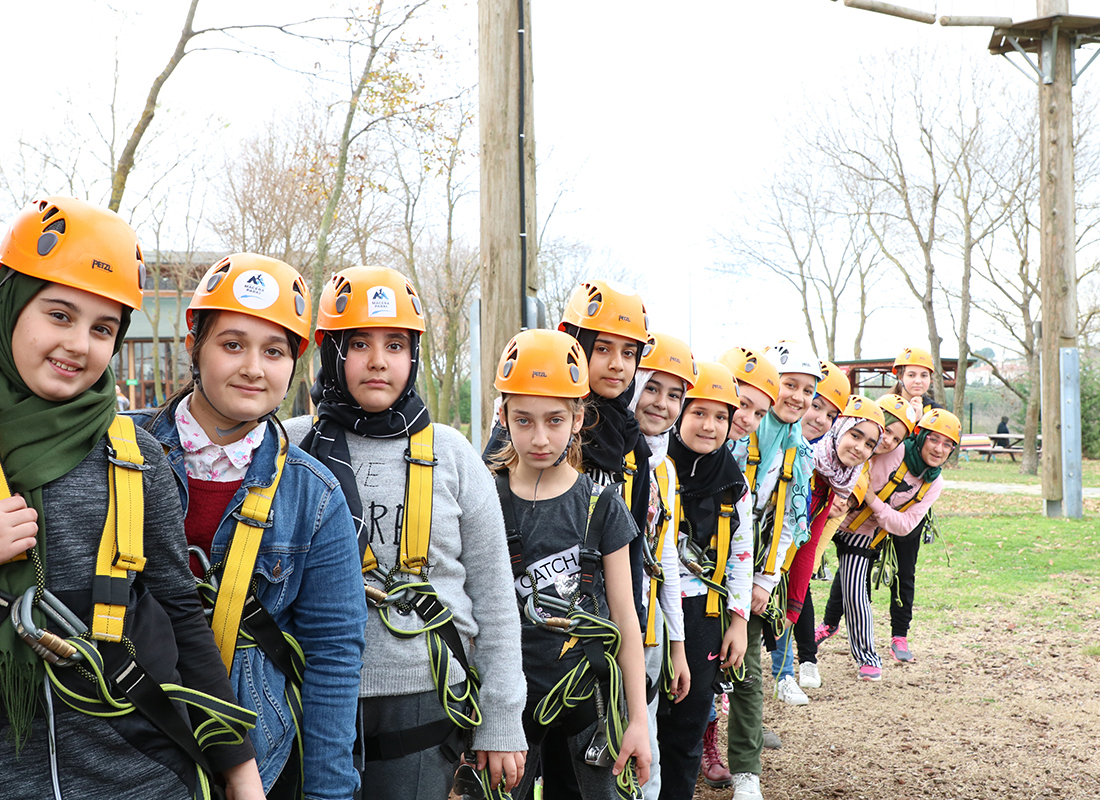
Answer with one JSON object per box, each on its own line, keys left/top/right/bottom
{"left": 551, "top": 432, "right": 575, "bottom": 467}
{"left": 192, "top": 364, "right": 277, "bottom": 439}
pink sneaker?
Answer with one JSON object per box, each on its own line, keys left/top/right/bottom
{"left": 857, "top": 665, "right": 882, "bottom": 681}
{"left": 721, "top": 693, "right": 730, "bottom": 715}
{"left": 814, "top": 623, "right": 838, "bottom": 644}
{"left": 890, "top": 636, "right": 914, "bottom": 662}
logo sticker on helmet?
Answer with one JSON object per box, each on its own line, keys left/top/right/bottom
{"left": 233, "top": 270, "right": 280, "bottom": 310}
{"left": 368, "top": 285, "right": 397, "bottom": 317}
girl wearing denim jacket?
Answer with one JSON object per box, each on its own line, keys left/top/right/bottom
{"left": 138, "top": 254, "right": 367, "bottom": 800}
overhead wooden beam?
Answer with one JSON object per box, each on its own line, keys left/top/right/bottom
{"left": 844, "top": 0, "right": 935, "bottom": 25}
{"left": 939, "top": 16, "right": 1013, "bottom": 27}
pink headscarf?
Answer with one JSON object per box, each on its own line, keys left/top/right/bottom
{"left": 813, "top": 416, "right": 882, "bottom": 496}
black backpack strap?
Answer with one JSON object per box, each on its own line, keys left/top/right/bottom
{"left": 494, "top": 472, "right": 526, "bottom": 580}
{"left": 576, "top": 482, "right": 617, "bottom": 600}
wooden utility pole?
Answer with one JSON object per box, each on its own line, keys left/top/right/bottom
{"left": 1037, "top": 0, "right": 1077, "bottom": 516}
{"left": 478, "top": 0, "right": 537, "bottom": 446}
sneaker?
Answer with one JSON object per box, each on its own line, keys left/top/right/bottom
{"left": 799, "top": 661, "right": 821, "bottom": 689}
{"left": 721, "top": 692, "right": 730, "bottom": 715}
{"left": 890, "top": 636, "right": 914, "bottom": 662}
{"left": 775, "top": 674, "right": 809, "bottom": 706}
{"left": 857, "top": 665, "right": 882, "bottom": 681}
{"left": 814, "top": 623, "right": 838, "bottom": 644}
{"left": 732, "top": 772, "right": 764, "bottom": 800}
{"left": 701, "top": 718, "right": 733, "bottom": 788}
{"left": 762, "top": 726, "right": 782, "bottom": 749}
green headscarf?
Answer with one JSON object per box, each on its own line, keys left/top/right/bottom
{"left": 902, "top": 429, "right": 946, "bottom": 483}
{"left": 0, "top": 269, "right": 129, "bottom": 748}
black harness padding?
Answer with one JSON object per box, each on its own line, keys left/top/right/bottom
{"left": 408, "top": 591, "right": 472, "bottom": 676}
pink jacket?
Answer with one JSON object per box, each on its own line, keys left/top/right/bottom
{"left": 839, "top": 444, "right": 943, "bottom": 540}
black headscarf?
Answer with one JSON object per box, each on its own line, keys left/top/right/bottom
{"left": 300, "top": 329, "right": 430, "bottom": 551}
{"left": 667, "top": 398, "right": 747, "bottom": 548}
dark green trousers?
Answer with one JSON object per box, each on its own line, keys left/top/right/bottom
{"left": 725, "top": 612, "right": 764, "bottom": 775}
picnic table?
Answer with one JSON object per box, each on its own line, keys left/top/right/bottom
{"left": 959, "top": 432, "right": 1040, "bottom": 462}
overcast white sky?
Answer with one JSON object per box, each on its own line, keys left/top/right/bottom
{"left": 2, "top": 0, "right": 1098, "bottom": 362}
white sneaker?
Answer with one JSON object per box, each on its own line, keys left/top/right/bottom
{"left": 732, "top": 772, "right": 764, "bottom": 800}
{"left": 775, "top": 674, "right": 809, "bottom": 706}
{"left": 799, "top": 661, "right": 821, "bottom": 689}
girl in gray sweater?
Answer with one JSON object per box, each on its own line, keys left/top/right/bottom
{"left": 288, "top": 266, "right": 526, "bottom": 800}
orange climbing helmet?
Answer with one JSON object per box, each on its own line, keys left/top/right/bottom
{"left": 877, "top": 393, "right": 920, "bottom": 434}
{"left": 817, "top": 360, "right": 851, "bottom": 413}
{"left": 841, "top": 394, "right": 886, "bottom": 431}
{"left": 718, "top": 346, "right": 781, "bottom": 405}
{"left": 495, "top": 328, "right": 589, "bottom": 398}
{"left": 684, "top": 361, "right": 740, "bottom": 408}
{"left": 188, "top": 254, "right": 311, "bottom": 356}
{"left": 893, "top": 347, "right": 934, "bottom": 375}
{"left": 915, "top": 408, "right": 961, "bottom": 445}
{"left": 316, "top": 265, "right": 426, "bottom": 342}
{"left": 639, "top": 331, "right": 697, "bottom": 389}
{"left": 0, "top": 196, "right": 146, "bottom": 310}
{"left": 559, "top": 279, "right": 649, "bottom": 344}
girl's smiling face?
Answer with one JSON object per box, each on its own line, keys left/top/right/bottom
{"left": 13, "top": 283, "right": 122, "bottom": 402}
{"left": 730, "top": 383, "right": 772, "bottom": 440}
{"left": 835, "top": 420, "right": 881, "bottom": 467}
{"left": 587, "top": 332, "right": 639, "bottom": 399}
{"left": 921, "top": 430, "right": 955, "bottom": 468}
{"left": 773, "top": 372, "right": 817, "bottom": 424}
{"left": 899, "top": 366, "right": 931, "bottom": 401}
{"left": 679, "top": 398, "right": 730, "bottom": 455}
{"left": 634, "top": 370, "right": 684, "bottom": 436}
{"left": 801, "top": 394, "right": 840, "bottom": 441}
{"left": 188, "top": 311, "right": 295, "bottom": 437}
{"left": 875, "top": 420, "right": 909, "bottom": 455}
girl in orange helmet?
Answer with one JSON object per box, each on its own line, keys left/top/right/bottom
{"left": 819, "top": 409, "right": 958, "bottom": 680}
{"left": 657, "top": 361, "right": 754, "bottom": 800}
{"left": 768, "top": 360, "right": 853, "bottom": 707}
{"left": 137, "top": 253, "right": 368, "bottom": 799}
{"left": 890, "top": 346, "right": 942, "bottom": 419}
{"left": 0, "top": 198, "right": 264, "bottom": 800}
{"left": 489, "top": 329, "right": 650, "bottom": 800}
{"left": 289, "top": 266, "right": 527, "bottom": 800}
{"left": 627, "top": 331, "right": 695, "bottom": 800}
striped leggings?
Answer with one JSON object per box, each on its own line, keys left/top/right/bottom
{"left": 834, "top": 534, "right": 881, "bottom": 669}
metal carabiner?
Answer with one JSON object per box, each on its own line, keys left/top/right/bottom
{"left": 523, "top": 592, "right": 579, "bottom": 633}
{"left": 677, "top": 536, "right": 708, "bottom": 577}
{"left": 364, "top": 578, "right": 417, "bottom": 609}
{"left": 11, "top": 587, "right": 88, "bottom": 666}
{"left": 640, "top": 533, "right": 663, "bottom": 580}
{"left": 188, "top": 545, "right": 219, "bottom": 590}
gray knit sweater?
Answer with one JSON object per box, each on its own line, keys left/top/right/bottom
{"left": 284, "top": 418, "right": 527, "bottom": 753}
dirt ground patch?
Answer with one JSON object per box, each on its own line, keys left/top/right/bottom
{"left": 694, "top": 601, "right": 1100, "bottom": 800}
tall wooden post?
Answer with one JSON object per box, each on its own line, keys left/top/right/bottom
{"left": 478, "top": 0, "right": 537, "bottom": 447}
{"left": 1037, "top": 0, "right": 1078, "bottom": 517}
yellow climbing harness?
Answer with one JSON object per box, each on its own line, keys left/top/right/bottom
{"left": 209, "top": 446, "right": 287, "bottom": 669}
{"left": 847, "top": 462, "right": 933, "bottom": 548}
{"left": 2, "top": 416, "right": 256, "bottom": 800}
{"left": 757, "top": 447, "right": 797, "bottom": 576}
{"left": 644, "top": 459, "right": 677, "bottom": 646}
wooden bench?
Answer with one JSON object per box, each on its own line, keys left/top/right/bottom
{"left": 959, "top": 434, "right": 992, "bottom": 461}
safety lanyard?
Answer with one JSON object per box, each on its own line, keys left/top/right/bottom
{"left": 210, "top": 445, "right": 286, "bottom": 670}
{"left": 869, "top": 480, "right": 932, "bottom": 548}
{"left": 361, "top": 426, "right": 436, "bottom": 576}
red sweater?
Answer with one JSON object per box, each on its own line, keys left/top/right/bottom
{"left": 184, "top": 476, "right": 243, "bottom": 578}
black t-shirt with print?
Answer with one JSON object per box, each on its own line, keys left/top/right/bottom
{"left": 510, "top": 473, "right": 638, "bottom": 702}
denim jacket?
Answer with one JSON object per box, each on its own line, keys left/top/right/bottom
{"left": 135, "top": 404, "right": 368, "bottom": 800}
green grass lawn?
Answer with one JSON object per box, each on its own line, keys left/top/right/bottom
{"left": 867, "top": 503, "right": 1100, "bottom": 648}
{"left": 947, "top": 455, "right": 1100, "bottom": 487}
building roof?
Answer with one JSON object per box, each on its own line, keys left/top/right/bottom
{"left": 833, "top": 357, "right": 976, "bottom": 390}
